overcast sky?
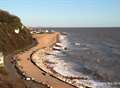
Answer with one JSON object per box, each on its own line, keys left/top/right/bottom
{"left": 0, "top": 0, "right": 120, "bottom": 27}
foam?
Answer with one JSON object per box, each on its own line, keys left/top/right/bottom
{"left": 44, "top": 34, "right": 113, "bottom": 88}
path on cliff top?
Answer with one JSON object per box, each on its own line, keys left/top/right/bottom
{"left": 15, "top": 33, "right": 76, "bottom": 88}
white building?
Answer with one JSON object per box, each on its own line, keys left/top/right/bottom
{"left": 0, "top": 52, "right": 4, "bottom": 65}
{"left": 14, "top": 28, "right": 20, "bottom": 34}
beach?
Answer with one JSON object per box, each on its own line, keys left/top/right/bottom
{"left": 31, "top": 34, "right": 94, "bottom": 88}
{"left": 9, "top": 28, "right": 120, "bottom": 88}
{"left": 14, "top": 32, "right": 80, "bottom": 88}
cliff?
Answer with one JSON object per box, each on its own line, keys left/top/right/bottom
{"left": 0, "top": 10, "right": 32, "bottom": 55}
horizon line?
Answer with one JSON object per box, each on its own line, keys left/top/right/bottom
{"left": 28, "top": 26, "right": 120, "bottom": 28}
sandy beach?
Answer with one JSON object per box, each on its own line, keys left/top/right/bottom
{"left": 14, "top": 32, "right": 79, "bottom": 88}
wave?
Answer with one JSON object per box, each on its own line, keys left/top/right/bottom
{"left": 44, "top": 34, "right": 117, "bottom": 88}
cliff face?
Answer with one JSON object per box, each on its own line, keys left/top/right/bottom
{"left": 0, "top": 10, "right": 32, "bottom": 55}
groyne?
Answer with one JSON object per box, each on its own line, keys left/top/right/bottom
{"left": 14, "top": 32, "right": 79, "bottom": 88}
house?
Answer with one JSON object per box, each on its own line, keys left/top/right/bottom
{"left": 14, "top": 28, "right": 20, "bottom": 34}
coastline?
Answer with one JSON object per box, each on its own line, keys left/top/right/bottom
{"left": 14, "top": 32, "right": 79, "bottom": 88}
{"left": 3, "top": 28, "right": 119, "bottom": 88}
{"left": 31, "top": 34, "right": 93, "bottom": 88}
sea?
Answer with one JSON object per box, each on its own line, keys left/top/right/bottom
{"left": 1, "top": 27, "right": 120, "bottom": 87}
{"left": 44, "top": 28, "right": 120, "bottom": 88}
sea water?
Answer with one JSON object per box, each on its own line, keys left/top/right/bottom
{"left": 45, "top": 28, "right": 120, "bottom": 88}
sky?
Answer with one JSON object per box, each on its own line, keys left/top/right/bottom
{"left": 0, "top": 0, "right": 120, "bottom": 27}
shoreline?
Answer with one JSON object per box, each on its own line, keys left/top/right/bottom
{"left": 31, "top": 49, "right": 81, "bottom": 88}
{"left": 31, "top": 34, "right": 93, "bottom": 88}
{"left": 14, "top": 32, "right": 79, "bottom": 88}
{"left": 31, "top": 48, "right": 87, "bottom": 88}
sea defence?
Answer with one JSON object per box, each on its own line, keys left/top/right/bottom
{"left": 14, "top": 32, "right": 79, "bottom": 88}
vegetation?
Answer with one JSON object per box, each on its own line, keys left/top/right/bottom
{"left": 0, "top": 10, "right": 33, "bottom": 55}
